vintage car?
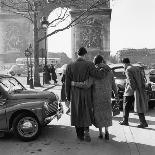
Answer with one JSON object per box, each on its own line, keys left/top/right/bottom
{"left": 149, "top": 69, "right": 155, "bottom": 83}
{"left": 0, "top": 74, "right": 63, "bottom": 141}
{"left": 8, "top": 64, "right": 27, "bottom": 76}
{"left": 110, "top": 64, "right": 155, "bottom": 110}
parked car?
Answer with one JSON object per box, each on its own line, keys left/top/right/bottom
{"left": 109, "top": 64, "right": 155, "bottom": 110}
{"left": 8, "top": 64, "right": 28, "bottom": 76}
{"left": 149, "top": 69, "right": 155, "bottom": 83}
{"left": 0, "top": 74, "right": 63, "bottom": 141}
{"left": 56, "top": 64, "right": 68, "bottom": 75}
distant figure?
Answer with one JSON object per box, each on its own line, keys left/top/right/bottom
{"left": 49, "top": 64, "right": 57, "bottom": 85}
{"left": 60, "top": 69, "right": 66, "bottom": 102}
{"left": 43, "top": 65, "right": 51, "bottom": 84}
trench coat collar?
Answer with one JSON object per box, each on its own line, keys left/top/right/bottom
{"left": 76, "top": 57, "right": 86, "bottom": 62}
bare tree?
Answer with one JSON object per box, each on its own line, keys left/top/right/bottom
{"left": 0, "top": 0, "right": 111, "bottom": 86}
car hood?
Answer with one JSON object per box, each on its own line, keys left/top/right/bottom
{"left": 115, "top": 78, "right": 126, "bottom": 88}
{"left": 7, "top": 89, "right": 56, "bottom": 100}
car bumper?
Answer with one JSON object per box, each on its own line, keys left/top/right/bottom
{"left": 43, "top": 105, "right": 64, "bottom": 126}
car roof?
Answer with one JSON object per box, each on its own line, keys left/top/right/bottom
{"left": 108, "top": 63, "right": 124, "bottom": 69}
{"left": 0, "top": 74, "right": 12, "bottom": 78}
{"left": 109, "top": 63, "right": 144, "bottom": 69}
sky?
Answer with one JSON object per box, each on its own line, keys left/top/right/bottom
{"left": 48, "top": 0, "right": 155, "bottom": 57}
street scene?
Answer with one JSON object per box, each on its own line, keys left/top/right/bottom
{"left": 0, "top": 74, "right": 154, "bottom": 155}
{"left": 0, "top": 0, "right": 155, "bottom": 155}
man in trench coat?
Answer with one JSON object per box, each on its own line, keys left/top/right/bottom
{"left": 65, "top": 47, "right": 111, "bottom": 142}
{"left": 120, "top": 58, "right": 148, "bottom": 128}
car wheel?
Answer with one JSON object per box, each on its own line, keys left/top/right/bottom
{"left": 13, "top": 113, "right": 41, "bottom": 141}
{"left": 10, "top": 72, "right": 15, "bottom": 76}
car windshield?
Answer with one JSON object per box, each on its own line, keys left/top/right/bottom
{"left": 112, "top": 67, "right": 126, "bottom": 79}
{"left": 0, "top": 77, "right": 25, "bottom": 93}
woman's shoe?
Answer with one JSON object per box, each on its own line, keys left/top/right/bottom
{"left": 84, "top": 132, "right": 91, "bottom": 142}
{"left": 98, "top": 134, "right": 103, "bottom": 139}
{"left": 105, "top": 132, "right": 109, "bottom": 140}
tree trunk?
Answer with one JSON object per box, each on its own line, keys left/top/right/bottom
{"left": 33, "top": 10, "right": 41, "bottom": 87}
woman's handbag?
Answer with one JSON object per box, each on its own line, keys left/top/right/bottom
{"left": 111, "top": 99, "right": 120, "bottom": 116}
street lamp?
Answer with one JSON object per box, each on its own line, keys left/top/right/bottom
{"left": 28, "top": 44, "right": 34, "bottom": 89}
{"left": 41, "top": 16, "right": 49, "bottom": 66}
{"left": 41, "top": 16, "right": 49, "bottom": 84}
{"left": 24, "top": 48, "right": 30, "bottom": 85}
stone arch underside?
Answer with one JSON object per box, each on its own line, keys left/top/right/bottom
{"left": 38, "top": 0, "right": 111, "bottom": 61}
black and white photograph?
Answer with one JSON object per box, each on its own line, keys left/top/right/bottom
{"left": 0, "top": 0, "right": 155, "bottom": 154}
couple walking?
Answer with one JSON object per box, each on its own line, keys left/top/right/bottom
{"left": 65, "top": 47, "right": 118, "bottom": 142}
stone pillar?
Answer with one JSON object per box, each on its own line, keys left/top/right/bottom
{"left": 70, "top": 8, "right": 111, "bottom": 61}
{"left": 0, "top": 21, "right": 5, "bottom": 64}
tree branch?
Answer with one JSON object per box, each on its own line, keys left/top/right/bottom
{"left": 38, "top": 0, "right": 106, "bottom": 42}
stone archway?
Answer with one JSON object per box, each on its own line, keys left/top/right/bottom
{"left": 38, "top": 0, "right": 111, "bottom": 61}
{"left": 0, "top": 0, "right": 111, "bottom": 63}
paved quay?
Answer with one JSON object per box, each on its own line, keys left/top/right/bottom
{"left": 25, "top": 85, "right": 155, "bottom": 155}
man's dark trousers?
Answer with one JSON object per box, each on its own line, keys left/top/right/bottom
{"left": 75, "top": 126, "right": 89, "bottom": 139}
{"left": 123, "top": 95, "right": 147, "bottom": 125}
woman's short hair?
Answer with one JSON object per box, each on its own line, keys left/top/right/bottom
{"left": 122, "top": 58, "right": 130, "bottom": 64}
{"left": 93, "top": 55, "right": 105, "bottom": 65}
{"left": 77, "top": 47, "right": 87, "bottom": 56}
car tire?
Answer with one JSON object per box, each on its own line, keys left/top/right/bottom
{"left": 17, "top": 74, "right": 21, "bottom": 76}
{"left": 13, "top": 113, "right": 41, "bottom": 141}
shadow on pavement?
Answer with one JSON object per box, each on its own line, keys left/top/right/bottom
{"left": 0, "top": 124, "right": 155, "bottom": 154}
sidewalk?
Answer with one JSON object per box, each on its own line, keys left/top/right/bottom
{"left": 22, "top": 85, "right": 155, "bottom": 155}
{"left": 107, "top": 108, "right": 155, "bottom": 155}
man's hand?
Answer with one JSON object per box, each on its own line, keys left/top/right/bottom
{"left": 99, "top": 63, "right": 111, "bottom": 72}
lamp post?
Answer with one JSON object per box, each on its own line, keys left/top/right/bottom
{"left": 24, "top": 48, "right": 30, "bottom": 85}
{"left": 28, "top": 44, "right": 34, "bottom": 89}
{"left": 41, "top": 16, "right": 49, "bottom": 84}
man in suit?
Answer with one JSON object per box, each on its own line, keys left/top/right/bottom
{"left": 65, "top": 47, "right": 111, "bottom": 142}
{"left": 120, "top": 58, "right": 148, "bottom": 128}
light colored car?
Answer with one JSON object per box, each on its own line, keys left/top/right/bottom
{"left": 8, "top": 64, "right": 27, "bottom": 76}
{"left": 56, "top": 64, "right": 68, "bottom": 75}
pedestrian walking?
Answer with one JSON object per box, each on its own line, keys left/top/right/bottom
{"left": 119, "top": 58, "right": 148, "bottom": 128}
{"left": 71, "top": 55, "right": 119, "bottom": 140}
{"left": 43, "top": 65, "right": 51, "bottom": 84}
{"left": 60, "top": 69, "right": 66, "bottom": 102}
{"left": 65, "top": 47, "right": 111, "bottom": 142}
{"left": 49, "top": 64, "right": 57, "bottom": 85}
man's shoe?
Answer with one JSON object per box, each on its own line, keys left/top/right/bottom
{"left": 0, "top": 132, "right": 4, "bottom": 138}
{"left": 98, "top": 134, "right": 103, "bottom": 139}
{"left": 137, "top": 123, "right": 148, "bottom": 128}
{"left": 84, "top": 132, "right": 91, "bottom": 142}
{"left": 119, "top": 121, "right": 129, "bottom": 126}
{"left": 105, "top": 132, "right": 109, "bottom": 140}
{"left": 77, "top": 136, "right": 84, "bottom": 141}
